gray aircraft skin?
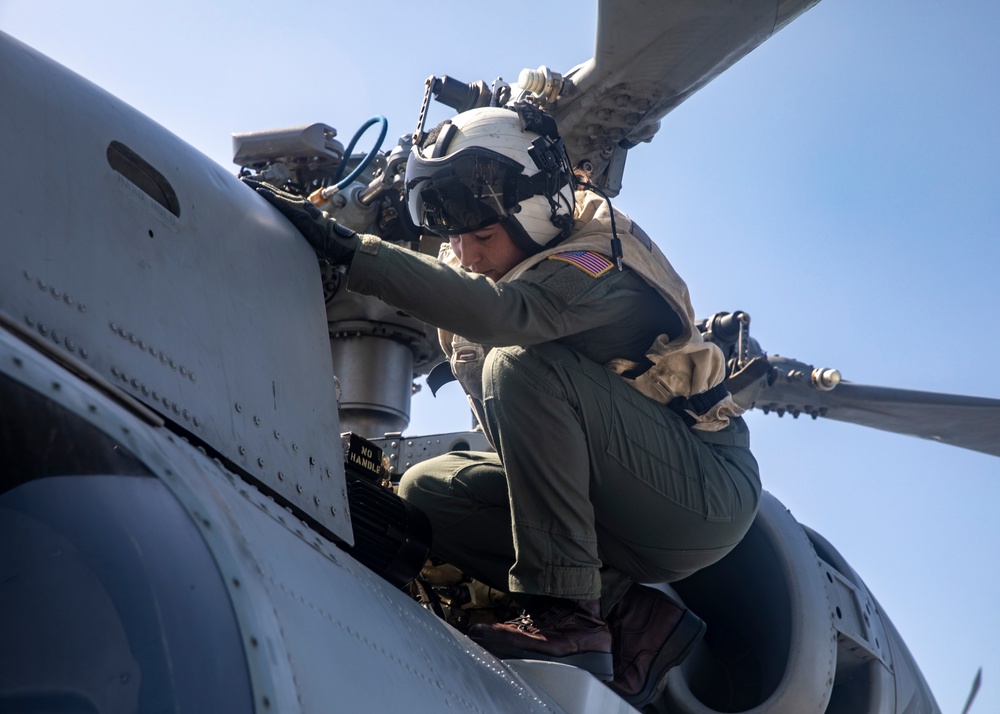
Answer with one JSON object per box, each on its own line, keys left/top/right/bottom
{"left": 1, "top": 1, "right": 996, "bottom": 712}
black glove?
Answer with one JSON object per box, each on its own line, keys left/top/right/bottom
{"left": 242, "top": 178, "right": 359, "bottom": 265}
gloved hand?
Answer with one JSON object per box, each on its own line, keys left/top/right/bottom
{"left": 242, "top": 178, "right": 359, "bottom": 265}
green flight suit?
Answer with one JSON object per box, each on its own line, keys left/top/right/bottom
{"left": 346, "top": 231, "right": 760, "bottom": 610}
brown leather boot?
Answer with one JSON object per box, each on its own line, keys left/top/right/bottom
{"left": 606, "top": 584, "right": 705, "bottom": 708}
{"left": 468, "top": 597, "right": 614, "bottom": 680}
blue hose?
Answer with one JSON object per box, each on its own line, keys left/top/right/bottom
{"left": 333, "top": 115, "right": 389, "bottom": 189}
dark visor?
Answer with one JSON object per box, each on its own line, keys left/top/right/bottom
{"left": 406, "top": 148, "right": 538, "bottom": 236}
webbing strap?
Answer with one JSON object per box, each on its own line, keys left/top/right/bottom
{"left": 667, "top": 382, "right": 732, "bottom": 427}
{"left": 688, "top": 382, "right": 731, "bottom": 415}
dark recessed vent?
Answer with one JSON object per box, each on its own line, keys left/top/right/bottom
{"left": 106, "top": 141, "right": 180, "bottom": 217}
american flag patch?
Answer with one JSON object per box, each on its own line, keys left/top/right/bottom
{"left": 548, "top": 251, "right": 614, "bottom": 278}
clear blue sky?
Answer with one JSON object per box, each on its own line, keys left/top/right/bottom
{"left": 3, "top": 1, "right": 998, "bottom": 711}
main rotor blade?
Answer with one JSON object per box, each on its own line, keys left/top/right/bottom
{"left": 754, "top": 362, "right": 1000, "bottom": 458}
{"left": 960, "top": 668, "right": 982, "bottom": 714}
{"left": 549, "top": 0, "right": 821, "bottom": 185}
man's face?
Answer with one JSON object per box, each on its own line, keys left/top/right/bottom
{"left": 449, "top": 223, "right": 528, "bottom": 281}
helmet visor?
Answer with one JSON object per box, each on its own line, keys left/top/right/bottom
{"left": 405, "top": 149, "right": 528, "bottom": 236}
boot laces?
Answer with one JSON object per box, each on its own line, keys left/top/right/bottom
{"left": 509, "top": 600, "right": 571, "bottom": 632}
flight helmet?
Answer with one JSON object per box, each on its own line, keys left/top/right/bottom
{"left": 405, "top": 103, "right": 575, "bottom": 255}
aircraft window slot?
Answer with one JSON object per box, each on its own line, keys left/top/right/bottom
{"left": 0, "top": 373, "right": 152, "bottom": 494}
{"left": 106, "top": 141, "right": 180, "bottom": 218}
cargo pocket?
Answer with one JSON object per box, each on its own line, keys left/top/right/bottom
{"left": 450, "top": 338, "right": 487, "bottom": 403}
{"left": 698, "top": 466, "right": 740, "bottom": 523}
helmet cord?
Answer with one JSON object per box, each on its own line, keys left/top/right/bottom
{"left": 574, "top": 179, "right": 623, "bottom": 271}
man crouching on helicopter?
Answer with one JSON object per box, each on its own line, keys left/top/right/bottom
{"left": 244, "top": 103, "right": 760, "bottom": 709}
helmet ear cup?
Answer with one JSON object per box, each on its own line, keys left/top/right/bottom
{"left": 499, "top": 214, "right": 540, "bottom": 256}
{"left": 506, "top": 193, "right": 572, "bottom": 253}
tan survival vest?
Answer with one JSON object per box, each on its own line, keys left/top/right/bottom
{"left": 439, "top": 190, "right": 743, "bottom": 431}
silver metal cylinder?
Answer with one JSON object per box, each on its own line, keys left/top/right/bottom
{"left": 329, "top": 334, "right": 413, "bottom": 438}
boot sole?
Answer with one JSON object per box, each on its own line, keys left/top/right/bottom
{"left": 628, "top": 609, "right": 706, "bottom": 709}
{"left": 472, "top": 639, "right": 615, "bottom": 682}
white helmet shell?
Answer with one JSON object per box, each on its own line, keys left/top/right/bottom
{"left": 411, "top": 106, "right": 575, "bottom": 253}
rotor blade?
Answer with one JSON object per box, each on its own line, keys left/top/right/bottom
{"left": 960, "top": 667, "right": 982, "bottom": 714}
{"left": 753, "top": 357, "right": 1000, "bottom": 458}
{"left": 548, "top": 0, "right": 821, "bottom": 186}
